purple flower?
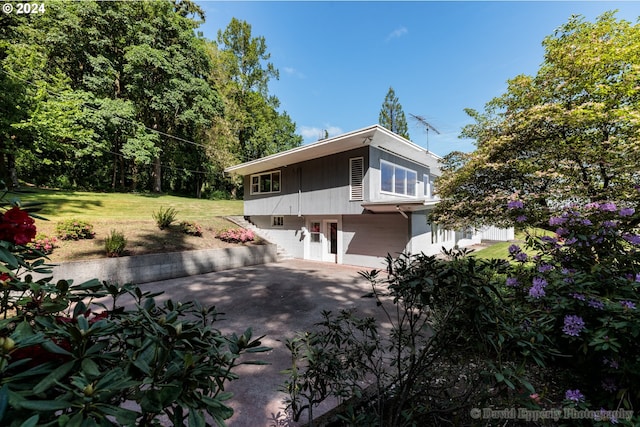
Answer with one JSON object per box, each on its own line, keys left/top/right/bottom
{"left": 556, "top": 228, "right": 568, "bottom": 236}
{"left": 603, "top": 357, "right": 619, "bottom": 369}
{"left": 538, "top": 263, "right": 553, "bottom": 273}
{"left": 529, "top": 277, "right": 547, "bottom": 298}
{"left": 549, "top": 216, "right": 567, "bottom": 226}
{"left": 564, "top": 237, "right": 578, "bottom": 245}
{"left": 562, "top": 315, "right": 585, "bottom": 336}
{"left": 599, "top": 202, "right": 618, "bottom": 212}
{"left": 515, "top": 252, "right": 529, "bottom": 262}
{"left": 636, "top": 273, "right": 640, "bottom": 282}
{"left": 585, "top": 202, "right": 600, "bottom": 210}
{"left": 620, "top": 300, "right": 636, "bottom": 310}
{"left": 601, "top": 379, "right": 617, "bottom": 392}
{"left": 623, "top": 234, "right": 640, "bottom": 245}
{"left": 588, "top": 299, "right": 604, "bottom": 310}
{"left": 602, "top": 220, "right": 618, "bottom": 228}
{"left": 506, "top": 277, "right": 519, "bottom": 287}
{"left": 508, "top": 244, "right": 521, "bottom": 255}
{"left": 619, "top": 207, "right": 635, "bottom": 217}
{"left": 541, "top": 235, "right": 558, "bottom": 244}
{"left": 516, "top": 215, "right": 528, "bottom": 223}
{"left": 507, "top": 200, "right": 524, "bottom": 209}
{"left": 565, "top": 389, "right": 585, "bottom": 402}
{"left": 571, "top": 293, "right": 586, "bottom": 301}
{"left": 581, "top": 219, "right": 593, "bottom": 226}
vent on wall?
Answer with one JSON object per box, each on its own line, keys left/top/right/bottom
{"left": 350, "top": 157, "right": 364, "bottom": 201}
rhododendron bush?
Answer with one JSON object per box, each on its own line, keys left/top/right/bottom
{"left": 0, "top": 204, "right": 269, "bottom": 426}
{"left": 216, "top": 228, "right": 254, "bottom": 243}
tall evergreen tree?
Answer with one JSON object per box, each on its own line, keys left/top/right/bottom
{"left": 379, "top": 87, "right": 410, "bottom": 140}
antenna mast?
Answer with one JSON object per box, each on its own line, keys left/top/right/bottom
{"left": 409, "top": 113, "right": 440, "bottom": 152}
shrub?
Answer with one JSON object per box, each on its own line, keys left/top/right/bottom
{"left": 27, "top": 233, "right": 58, "bottom": 255}
{"left": 217, "top": 228, "right": 254, "bottom": 243}
{"left": 179, "top": 221, "right": 202, "bottom": 237}
{"left": 152, "top": 206, "right": 178, "bottom": 230}
{"left": 283, "top": 199, "right": 640, "bottom": 426}
{"left": 55, "top": 218, "right": 95, "bottom": 240}
{"left": 0, "top": 205, "right": 270, "bottom": 426}
{"left": 104, "top": 229, "right": 127, "bottom": 257}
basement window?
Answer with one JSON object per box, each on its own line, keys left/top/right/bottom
{"left": 272, "top": 216, "right": 284, "bottom": 227}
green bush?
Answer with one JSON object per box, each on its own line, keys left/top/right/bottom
{"left": 179, "top": 221, "right": 203, "bottom": 237}
{"left": 55, "top": 218, "right": 95, "bottom": 240}
{"left": 152, "top": 206, "right": 178, "bottom": 230}
{"left": 104, "top": 229, "right": 127, "bottom": 257}
{"left": 0, "top": 205, "right": 271, "bottom": 426}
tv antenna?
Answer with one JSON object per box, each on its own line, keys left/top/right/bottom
{"left": 409, "top": 113, "right": 440, "bottom": 152}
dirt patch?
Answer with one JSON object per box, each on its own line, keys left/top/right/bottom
{"left": 33, "top": 218, "right": 259, "bottom": 263}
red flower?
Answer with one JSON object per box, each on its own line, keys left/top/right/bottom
{"left": 0, "top": 207, "right": 36, "bottom": 245}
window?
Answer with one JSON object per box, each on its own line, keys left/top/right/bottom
{"left": 310, "top": 222, "right": 321, "bottom": 243}
{"left": 380, "top": 160, "right": 417, "bottom": 196}
{"left": 350, "top": 157, "right": 364, "bottom": 201}
{"left": 272, "top": 216, "right": 284, "bottom": 227}
{"left": 250, "top": 171, "right": 281, "bottom": 194}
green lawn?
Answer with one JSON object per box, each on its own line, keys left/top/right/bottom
{"left": 11, "top": 187, "right": 243, "bottom": 221}
{"left": 471, "top": 228, "right": 554, "bottom": 260}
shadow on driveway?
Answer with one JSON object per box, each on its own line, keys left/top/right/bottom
{"left": 137, "top": 259, "right": 389, "bottom": 427}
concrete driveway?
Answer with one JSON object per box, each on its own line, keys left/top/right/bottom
{"left": 137, "top": 259, "right": 389, "bottom": 427}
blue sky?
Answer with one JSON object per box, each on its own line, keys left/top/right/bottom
{"left": 197, "top": 1, "right": 640, "bottom": 157}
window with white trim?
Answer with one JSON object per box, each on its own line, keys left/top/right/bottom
{"left": 424, "top": 174, "right": 436, "bottom": 199}
{"left": 381, "top": 160, "right": 416, "bottom": 196}
{"left": 272, "top": 216, "right": 284, "bottom": 227}
{"left": 250, "top": 170, "right": 281, "bottom": 194}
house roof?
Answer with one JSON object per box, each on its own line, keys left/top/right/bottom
{"left": 224, "top": 124, "right": 442, "bottom": 176}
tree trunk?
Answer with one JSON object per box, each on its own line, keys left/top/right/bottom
{"left": 152, "top": 156, "right": 162, "bottom": 193}
{"left": 7, "top": 153, "right": 18, "bottom": 189}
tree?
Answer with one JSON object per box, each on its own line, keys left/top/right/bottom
{"left": 215, "top": 18, "right": 302, "bottom": 167}
{"left": 433, "top": 12, "right": 640, "bottom": 229}
{"left": 379, "top": 87, "right": 410, "bottom": 139}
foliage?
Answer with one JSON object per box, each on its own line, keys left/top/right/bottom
{"left": 378, "top": 86, "right": 410, "bottom": 140}
{"left": 504, "top": 198, "right": 640, "bottom": 422}
{"left": 104, "top": 229, "right": 127, "bottom": 257}
{"left": 216, "top": 228, "right": 254, "bottom": 244}
{"left": 283, "top": 198, "right": 640, "bottom": 426}
{"left": 55, "top": 219, "right": 95, "bottom": 240}
{"left": 0, "top": 205, "right": 270, "bottom": 426}
{"left": 152, "top": 206, "right": 178, "bottom": 230}
{"left": 2, "top": 1, "right": 301, "bottom": 196}
{"left": 179, "top": 221, "right": 203, "bottom": 237}
{"left": 27, "top": 233, "right": 58, "bottom": 255}
{"left": 433, "top": 12, "right": 640, "bottom": 229}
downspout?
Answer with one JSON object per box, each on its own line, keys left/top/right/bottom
{"left": 297, "top": 168, "right": 302, "bottom": 217}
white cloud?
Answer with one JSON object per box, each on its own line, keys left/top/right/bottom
{"left": 283, "top": 66, "right": 305, "bottom": 79}
{"left": 300, "top": 125, "right": 343, "bottom": 142}
{"left": 386, "top": 26, "right": 408, "bottom": 42}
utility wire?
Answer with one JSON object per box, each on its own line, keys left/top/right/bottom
{"left": 1, "top": 68, "right": 211, "bottom": 175}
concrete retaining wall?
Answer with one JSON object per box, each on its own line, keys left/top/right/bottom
{"left": 35, "top": 244, "right": 277, "bottom": 285}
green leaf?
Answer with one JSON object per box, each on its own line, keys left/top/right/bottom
{"left": 33, "top": 360, "right": 75, "bottom": 395}
{"left": 81, "top": 358, "right": 101, "bottom": 377}
{"left": 18, "top": 415, "right": 39, "bottom": 427}
{"left": 0, "top": 384, "right": 9, "bottom": 422}
{"left": 19, "top": 399, "right": 71, "bottom": 411}
{"left": 188, "top": 409, "right": 205, "bottom": 427}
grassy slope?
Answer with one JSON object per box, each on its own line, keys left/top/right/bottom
{"left": 14, "top": 188, "right": 243, "bottom": 221}
{"left": 11, "top": 188, "right": 245, "bottom": 262}
{"left": 471, "top": 228, "right": 554, "bottom": 260}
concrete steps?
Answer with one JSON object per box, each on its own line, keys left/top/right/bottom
{"left": 225, "top": 216, "right": 293, "bottom": 260}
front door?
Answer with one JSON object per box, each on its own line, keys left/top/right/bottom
{"left": 323, "top": 220, "right": 338, "bottom": 263}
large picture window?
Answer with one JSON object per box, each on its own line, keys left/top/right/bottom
{"left": 250, "top": 171, "right": 281, "bottom": 194}
{"left": 380, "top": 160, "right": 416, "bottom": 196}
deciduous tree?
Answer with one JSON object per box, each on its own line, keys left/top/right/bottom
{"left": 433, "top": 12, "right": 640, "bottom": 229}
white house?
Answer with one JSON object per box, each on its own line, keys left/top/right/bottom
{"left": 224, "top": 124, "right": 513, "bottom": 268}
